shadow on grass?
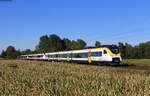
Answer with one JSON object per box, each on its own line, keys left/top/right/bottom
{"left": 8, "top": 64, "right": 18, "bottom": 69}
{"left": 70, "top": 61, "right": 136, "bottom": 68}
{"left": 108, "top": 63, "right": 135, "bottom": 67}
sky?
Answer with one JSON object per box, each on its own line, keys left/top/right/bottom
{"left": 0, "top": 0, "right": 150, "bottom": 52}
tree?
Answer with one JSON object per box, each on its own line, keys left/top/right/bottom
{"left": 37, "top": 34, "right": 65, "bottom": 52}
{"left": 144, "top": 42, "right": 150, "bottom": 58}
{"left": 21, "top": 49, "right": 34, "bottom": 55}
{"left": 36, "top": 34, "right": 88, "bottom": 52}
{"left": 133, "top": 46, "right": 140, "bottom": 59}
{"left": 70, "top": 39, "right": 87, "bottom": 49}
{"left": 76, "top": 39, "right": 86, "bottom": 49}
{"left": 37, "top": 35, "right": 50, "bottom": 53}
{"left": 1, "top": 50, "right": 6, "bottom": 58}
{"left": 5, "top": 46, "right": 18, "bottom": 59}
{"left": 118, "top": 42, "right": 126, "bottom": 58}
{"left": 49, "top": 34, "right": 64, "bottom": 52}
{"left": 139, "top": 43, "right": 146, "bottom": 59}
{"left": 71, "top": 40, "right": 78, "bottom": 49}
{"left": 63, "top": 38, "right": 72, "bottom": 50}
{"left": 123, "top": 43, "right": 133, "bottom": 59}
{"left": 95, "top": 41, "right": 101, "bottom": 47}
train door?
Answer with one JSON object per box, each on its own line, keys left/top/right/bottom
{"left": 67, "top": 53, "right": 71, "bottom": 62}
{"left": 102, "top": 50, "right": 108, "bottom": 61}
{"left": 88, "top": 51, "right": 91, "bottom": 63}
{"left": 43, "top": 54, "right": 48, "bottom": 60}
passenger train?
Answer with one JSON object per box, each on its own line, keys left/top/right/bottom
{"left": 21, "top": 45, "right": 122, "bottom": 65}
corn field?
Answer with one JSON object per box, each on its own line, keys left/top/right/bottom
{"left": 0, "top": 60, "right": 150, "bottom": 96}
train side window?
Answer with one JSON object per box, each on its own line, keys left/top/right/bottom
{"left": 67, "top": 54, "right": 71, "bottom": 58}
{"left": 53, "top": 55, "right": 56, "bottom": 58}
{"left": 63, "top": 54, "right": 65, "bottom": 58}
{"left": 56, "top": 54, "right": 59, "bottom": 57}
{"left": 72, "top": 53, "right": 83, "bottom": 58}
{"left": 61, "top": 54, "right": 67, "bottom": 58}
{"left": 64, "top": 54, "right": 67, "bottom": 58}
{"left": 91, "top": 52, "right": 102, "bottom": 56}
{"left": 71, "top": 53, "right": 74, "bottom": 58}
{"left": 55, "top": 55, "right": 58, "bottom": 57}
{"left": 73, "top": 53, "right": 76, "bottom": 58}
{"left": 103, "top": 50, "right": 107, "bottom": 54}
{"left": 100, "top": 52, "right": 102, "bottom": 56}
{"left": 72, "top": 53, "right": 76, "bottom": 58}
{"left": 61, "top": 54, "right": 63, "bottom": 58}
{"left": 48, "top": 55, "right": 51, "bottom": 58}
{"left": 75, "top": 54, "right": 81, "bottom": 58}
{"left": 81, "top": 53, "right": 88, "bottom": 58}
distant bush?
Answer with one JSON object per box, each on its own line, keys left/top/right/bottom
{"left": 0, "top": 46, "right": 20, "bottom": 59}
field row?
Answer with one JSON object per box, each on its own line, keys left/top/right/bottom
{"left": 0, "top": 60, "right": 150, "bottom": 96}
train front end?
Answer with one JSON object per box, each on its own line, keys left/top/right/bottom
{"left": 104, "top": 45, "right": 122, "bottom": 65}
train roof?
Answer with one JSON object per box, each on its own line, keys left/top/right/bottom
{"left": 21, "top": 53, "right": 45, "bottom": 56}
{"left": 46, "top": 45, "right": 118, "bottom": 53}
{"left": 21, "top": 45, "right": 118, "bottom": 56}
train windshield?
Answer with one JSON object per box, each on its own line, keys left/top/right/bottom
{"left": 107, "top": 45, "right": 120, "bottom": 54}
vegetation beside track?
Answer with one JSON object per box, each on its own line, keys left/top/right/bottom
{"left": 123, "top": 59, "right": 150, "bottom": 66}
{"left": 0, "top": 60, "right": 150, "bottom": 96}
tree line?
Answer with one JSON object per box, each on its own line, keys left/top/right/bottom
{"left": 36, "top": 34, "right": 87, "bottom": 53}
{"left": 0, "top": 34, "right": 101, "bottom": 59}
{"left": 0, "top": 34, "right": 150, "bottom": 59}
{"left": 118, "top": 42, "right": 150, "bottom": 59}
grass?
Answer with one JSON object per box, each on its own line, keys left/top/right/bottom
{"left": 0, "top": 60, "right": 150, "bottom": 96}
{"left": 123, "top": 59, "right": 150, "bottom": 66}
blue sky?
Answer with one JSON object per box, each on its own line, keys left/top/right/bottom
{"left": 0, "top": 0, "right": 150, "bottom": 52}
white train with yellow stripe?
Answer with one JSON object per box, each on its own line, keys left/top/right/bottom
{"left": 21, "top": 45, "right": 122, "bottom": 65}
